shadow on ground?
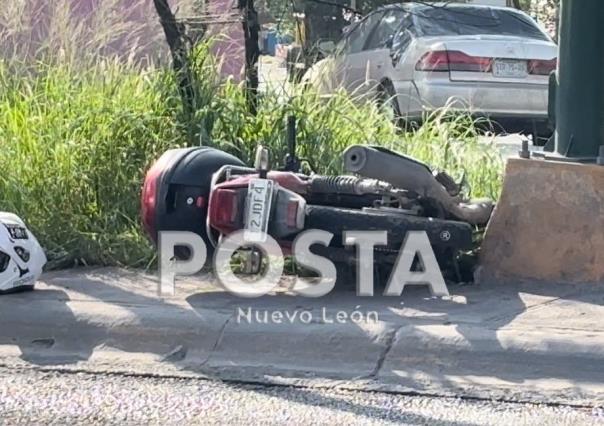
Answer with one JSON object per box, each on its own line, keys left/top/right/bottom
{"left": 1, "top": 267, "right": 603, "bottom": 403}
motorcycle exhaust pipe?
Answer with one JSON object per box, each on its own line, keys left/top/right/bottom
{"left": 344, "top": 145, "right": 436, "bottom": 193}
{"left": 343, "top": 145, "right": 493, "bottom": 226}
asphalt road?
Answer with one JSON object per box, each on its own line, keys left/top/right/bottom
{"left": 0, "top": 367, "right": 601, "bottom": 425}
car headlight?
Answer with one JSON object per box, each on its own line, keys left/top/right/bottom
{"left": 0, "top": 251, "right": 9, "bottom": 272}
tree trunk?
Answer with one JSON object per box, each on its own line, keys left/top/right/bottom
{"left": 239, "top": 0, "right": 260, "bottom": 115}
{"left": 153, "top": 0, "right": 195, "bottom": 119}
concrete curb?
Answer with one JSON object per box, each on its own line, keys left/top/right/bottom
{"left": 0, "top": 268, "right": 603, "bottom": 406}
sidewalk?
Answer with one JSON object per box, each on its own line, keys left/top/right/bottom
{"left": 0, "top": 268, "right": 602, "bottom": 406}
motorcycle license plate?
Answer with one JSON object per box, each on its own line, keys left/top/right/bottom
{"left": 244, "top": 178, "right": 274, "bottom": 243}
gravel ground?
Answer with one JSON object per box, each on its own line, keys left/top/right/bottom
{"left": 0, "top": 367, "right": 602, "bottom": 425}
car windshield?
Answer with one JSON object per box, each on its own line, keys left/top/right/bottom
{"left": 413, "top": 6, "right": 549, "bottom": 41}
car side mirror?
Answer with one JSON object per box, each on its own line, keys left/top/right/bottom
{"left": 384, "top": 36, "right": 394, "bottom": 49}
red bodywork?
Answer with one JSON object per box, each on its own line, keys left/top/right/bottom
{"left": 140, "top": 149, "right": 183, "bottom": 243}
{"left": 208, "top": 171, "right": 309, "bottom": 241}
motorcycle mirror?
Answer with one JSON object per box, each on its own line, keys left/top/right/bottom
{"left": 254, "top": 145, "right": 270, "bottom": 175}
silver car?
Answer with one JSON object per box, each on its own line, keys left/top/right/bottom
{"left": 303, "top": 2, "right": 557, "bottom": 139}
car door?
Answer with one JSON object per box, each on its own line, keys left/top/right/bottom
{"left": 388, "top": 17, "right": 418, "bottom": 117}
{"left": 339, "top": 11, "right": 385, "bottom": 95}
{"left": 366, "top": 11, "right": 416, "bottom": 117}
{"left": 363, "top": 9, "right": 408, "bottom": 92}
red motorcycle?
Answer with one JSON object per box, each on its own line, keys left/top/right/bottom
{"left": 142, "top": 137, "right": 493, "bottom": 282}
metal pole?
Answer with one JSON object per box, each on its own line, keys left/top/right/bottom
{"left": 553, "top": 0, "right": 604, "bottom": 160}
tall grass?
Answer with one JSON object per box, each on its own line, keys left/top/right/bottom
{"left": 0, "top": 60, "right": 187, "bottom": 266}
{"left": 0, "top": 3, "right": 503, "bottom": 268}
{"left": 187, "top": 46, "right": 503, "bottom": 199}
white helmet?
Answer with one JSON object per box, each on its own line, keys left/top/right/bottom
{"left": 0, "top": 212, "right": 46, "bottom": 293}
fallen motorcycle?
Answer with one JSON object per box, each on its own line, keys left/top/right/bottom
{"left": 142, "top": 136, "right": 494, "bottom": 283}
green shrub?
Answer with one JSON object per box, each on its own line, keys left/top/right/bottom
{"left": 0, "top": 46, "right": 503, "bottom": 268}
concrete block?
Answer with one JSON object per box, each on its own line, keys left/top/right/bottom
{"left": 480, "top": 158, "right": 604, "bottom": 283}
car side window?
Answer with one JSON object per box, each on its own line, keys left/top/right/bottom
{"left": 345, "top": 12, "right": 384, "bottom": 54}
{"left": 364, "top": 10, "right": 407, "bottom": 51}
